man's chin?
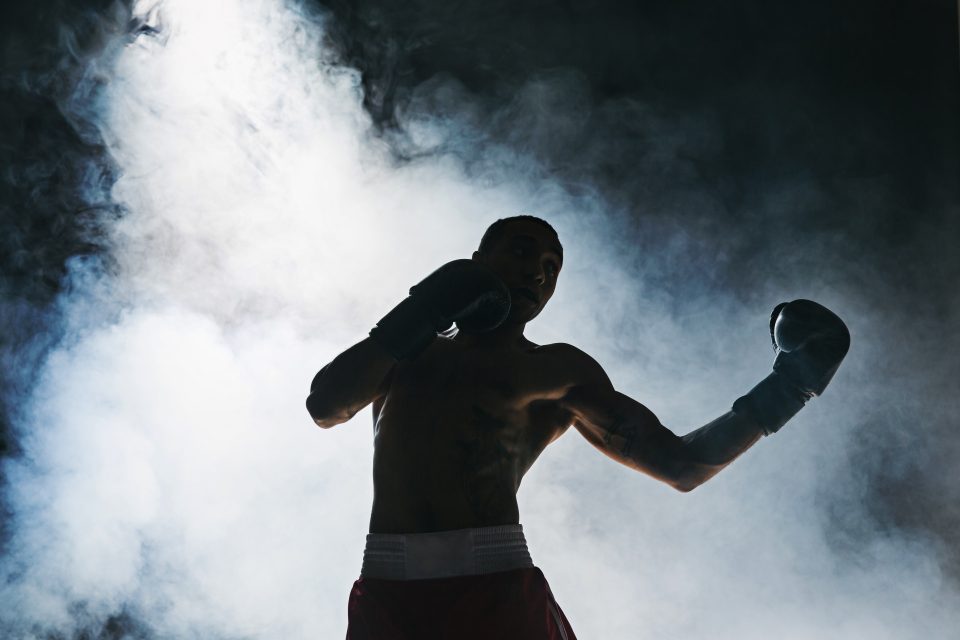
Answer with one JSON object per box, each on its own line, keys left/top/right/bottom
{"left": 510, "top": 304, "right": 541, "bottom": 324}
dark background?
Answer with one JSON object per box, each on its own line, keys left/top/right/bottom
{"left": 2, "top": 1, "right": 958, "bottom": 636}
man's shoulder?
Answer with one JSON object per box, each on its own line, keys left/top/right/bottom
{"left": 533, "top": 342, "right": 611, "bottom": 387}
{"left": 533, "top": 341, "right": 590, "bottom": 360}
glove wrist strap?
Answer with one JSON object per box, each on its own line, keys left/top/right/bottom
{"left": 733, "top": 371, "right": 811, "bottom": 436}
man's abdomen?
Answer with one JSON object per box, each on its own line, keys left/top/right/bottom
{"left": 370, "top": 422, "right": 523, "bottom": 534}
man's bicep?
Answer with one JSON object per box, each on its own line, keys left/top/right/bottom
{"left": 552, "top": 344, "right": 686, "bottom": 484}
{"left": 553, "top": 344, "right": 653, "bottom": 449}
{"left": 562, "top": 384, "right": 685, "bottom": 485}
{"left": 563, "top": 385, "right": 665, "bottom": 454}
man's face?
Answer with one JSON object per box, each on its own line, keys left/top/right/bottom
{"left": 473, "top": 220, "right": 563, "bottom": 323}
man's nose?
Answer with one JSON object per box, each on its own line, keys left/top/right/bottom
{"left": 526, "top": 264, "right": 546, "bottom": 286}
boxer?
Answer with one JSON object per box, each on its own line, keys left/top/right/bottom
{"left": 306, "top": 215, "right": 850, "bottom": 639}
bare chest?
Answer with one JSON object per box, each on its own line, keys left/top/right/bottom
{"left": 373, "top": 339, "right": 572, "bottom": 474}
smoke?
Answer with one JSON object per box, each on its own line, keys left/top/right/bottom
{"left": 1, "top": 0, "right": 958, "bottom": 638}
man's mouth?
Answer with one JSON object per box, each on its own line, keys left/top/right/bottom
{"left": 513, "top": 287, "right": 539, "bottom": 304}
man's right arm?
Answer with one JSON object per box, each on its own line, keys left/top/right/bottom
{"left": 306, "top": 337, "right": 397, "bottom": 428}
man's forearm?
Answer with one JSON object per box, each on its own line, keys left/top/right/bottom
{"left": 675, "top": 410, "right": 764, "bottom": 489}
{"left": 307, "top": 337, "right": 397, "bottom": 427}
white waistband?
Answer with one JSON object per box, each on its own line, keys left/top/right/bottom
{"left": 360, "top": 523, "right": 534, "bottom": 580}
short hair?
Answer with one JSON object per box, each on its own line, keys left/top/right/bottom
{"left": 477, "top": 215, "right": 561, "bottom": 256}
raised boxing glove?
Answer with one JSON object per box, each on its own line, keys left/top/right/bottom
{"left": 733, "top": 299, "right": 850, "bottom": 436}
{"left": 369, "top": 259, "right": 511, "bottom": 360}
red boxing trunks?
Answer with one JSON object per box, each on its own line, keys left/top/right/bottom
{"left": 346, "top": 524, "right": 577, "bottom": 640}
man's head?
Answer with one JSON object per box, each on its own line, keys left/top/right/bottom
{"left": 473, "top": 215, "right": 563, "bottom": 323}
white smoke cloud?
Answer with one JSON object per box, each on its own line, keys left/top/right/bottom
{"left": 1, "top": 0, "right": 957, "bottom": 638}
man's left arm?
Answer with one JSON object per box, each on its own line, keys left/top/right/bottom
{"left": 560, "top": 299, "right": 850, "bottom": 492}
{"left": 561, "top": 383, "right": 764, "bottom": 492}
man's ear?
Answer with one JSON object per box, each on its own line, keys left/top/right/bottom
{"left": 471, "top": 250, "right": 480, "bottom": 260}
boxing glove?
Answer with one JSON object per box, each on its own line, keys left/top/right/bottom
{"left": 369, "top": 259, "right": 511, "bottom": 360}
{"left": 733, "top": 299, "right": 850, "bottom": 436}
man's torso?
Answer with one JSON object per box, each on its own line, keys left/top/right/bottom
{"left": 369, "top": 336, "right": 580, "bottom": 534}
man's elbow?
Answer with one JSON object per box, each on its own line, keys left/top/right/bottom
{"left": 306, "top": 393, "right": 351, "bottom": 429}
{"left": 669, "top": 465, "right": 710, "bottom": 493}
{"left": 310, "top": 414, "right": 344, "bottom": 429}
{"left": 670, "top": 477, "right": 699, "bottom": 493}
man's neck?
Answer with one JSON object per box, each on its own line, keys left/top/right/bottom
{"left": 453, "top": 320, "right": 529, "bottom": 350}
